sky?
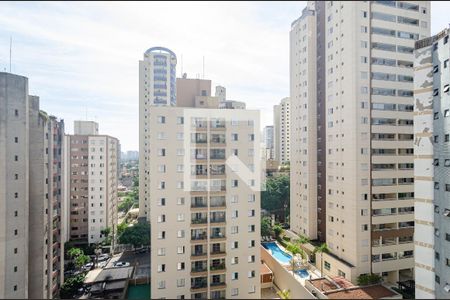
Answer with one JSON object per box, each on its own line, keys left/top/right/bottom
{"left": 0, "top": 1, "right": 449, "bottom": 151}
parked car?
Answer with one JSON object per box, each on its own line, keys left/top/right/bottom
{"left": 82, "top": 262, "right": 94, "bottom": 271}
{"left": 113, "top": 261, "right": 130, "bottom": 267}
{"left": 97, "top": 254, "right": 110, "bottom": 262}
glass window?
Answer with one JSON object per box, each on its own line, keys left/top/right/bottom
{"left": 397, "top": 31, "right": 419, "bottom": 40}
{"left": 398, "top": 16, "right": 419, "bottom": 26}
{"left": 397, "top": 46, "right": 414, "bottom": 53}
{"left": 372, "top": 27, "right": 396, "bottom": 37}
{"left": 372, "top": 57, "right": 396, "bottom": 66}
{"left": 371, "top": 12, "right": 396, "bottom": 22}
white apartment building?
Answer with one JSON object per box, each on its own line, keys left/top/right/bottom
{"left": 290, "top": 1, "right": 430, "bottom": 284}
{"left": 414, "top": 28, "right": 450, "bottom": 299}
{"left": 149, "top": 106, "right": 261, "bottom": 299}
{"left": 65, "top": 121, "right": 119, "bottom": 245}
{"left": 290, "top": 2, "right": 319, "bottom": 240}
{"left": 273, "top": 97, "right": 291, "bottom": 164}
{"left": 139, "top": 46, "right": 177, "bottom": 220}
{"left": 263, "top": 125, "right": 275, "bottom": 160}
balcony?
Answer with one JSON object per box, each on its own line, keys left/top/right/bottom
{"left": 210, "top": 217, "right": 226, "bottom": 224}
{"left": 191, "top": 199, "right": 208, "bottom": 209}
{"left": 191, "top": 266, "right": 208, "bottom": 274}
{"left": 210, "top": 282, "right": 226, "bottom": 290}
{"left": 210, "top": 119, "right": 226, "bottom": 129}
{"left": 210, "top": 165, "right": 226, "bottom": 176}
{"left": 191, "top": 280, "right": 208, "bottom": 291}
{"left": 191, "top": 218, "right": 208, "bottom": 225}
{"left": 191, "top": 230, "right": 207, "bottom": 242}
{"left": 191, "top": 133, "right": 208, "bottom": 144}
{"left": 210, "top": 260, "right": 226, "bottom": 273}
{"left": 210, "top": 134, "right": 226, "bottom": 144}
{"left": 210, "top": 228, "right": 226, "bottom": 240}
{"left": 192, "top": 119, "right": 208, "bottom": 129}
{"left": 210, "top": 197, "right": 226, "bottom": 208}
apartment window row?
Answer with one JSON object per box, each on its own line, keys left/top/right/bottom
{"left": 371, "top": 11, "right": 420, "bottom": 26}
{"left": 372, "top": 148, "right": 413, "bottom": 156}
{"left": 432, "top": 84, "right": 450, "bottom": 96}
{"left": 371, "top": 26, "right": 419, "bottom": 40}
{"left": 371, "top": 88, "right": 413, "bottom": 97}
{"left": 371, "top": 42, "right": 414, "bottom": 54}
{"left": 371, "top": 72, "right": 413, "bottom": 82}
{"left": 371, "top": 103, "right": 413, "bottom": 112}
{"left": 371, "top": 57, "right": 413, "bottom": 68}
{"left": 433, "top": 134, "right": 450, "bottom": 143}
{"left": 371, "top": 118, "right": 413, "bottom": 126}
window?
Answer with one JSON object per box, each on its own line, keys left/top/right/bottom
{"left": 177, "top": 116, "right": 184, "bottom": 124}
{"left": 158, "top": 280, "right": 166, "bottom": 289}
{"left": 177, "top": 197, "right": 185, "bottom": 205}
{"left": 444, "top": 84, "right": 449, "bottom": 93}
{"left": 158, "top": 264, "right": 166, "bottom": 272}
{"left": 232, "top": 241, "right": 238, "bottom": 249}
{"left": 231, "top": 288, "right": 239, "bottom": 296}
{"left": 248, "top": 270, "right": 256, "bottom": 278}
{"left": 177, "top": 279, "right": 185, "bottom": 287}
{"left": 371, "top": 11, "right": 396, "bottom": 22}
{"left": 372, "top": 42, "right": 396, "bottom": 52}
{"left": 177, "top": 246, "right": 185, "bottom": 254}
{"left": 177, "top": 230, "right": 185, "bottom": 238}
{"left": 177, "top": 262, "right": 185, "bottom": 270}
{"left": 231, "top": 133, "right": 238, "bottom": 141}
{"left": 372, "top": 27, "right": 395, "bottom": 37}
{"left": 232, "top": 272, "right": 239, "bottom": 280}
{"left": 231, "top": 257, "right": 239, "bottom": 264}
{"left": 324, "top": 261, "right": 331, "bottom": 270}
{"left": 445, "top": 59, "right": 449, "bottom": 69}
{"left": 249, "top": 285, "right": 256, "bottom": 294}
{"left": 398, "top": 31, "right": 419, "bottom": 40}
{"left": 157, "top": 248, "right": 165, "bottom": 256}
{"left": 157, "top": 116, "right": 166, "bottom": 124}
{"left": 158, "top": 148, "right": 166, "bottom": 156}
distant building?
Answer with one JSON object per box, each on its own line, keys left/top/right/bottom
{"left": 64, "top": 121, "right": 120, "bottom": 245}
{"left": 263, "top": 126, "right": 274, "bottom": 160}
{"left": 273, "top": 97, "right": 290, "bottom": 164}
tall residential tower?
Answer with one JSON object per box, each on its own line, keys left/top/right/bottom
{"left": 290, "top": 0, "right": 430, "bottom": 284}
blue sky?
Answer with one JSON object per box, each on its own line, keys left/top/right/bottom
{"left": 0, "top": 1, "right": 449, "bottom": 151}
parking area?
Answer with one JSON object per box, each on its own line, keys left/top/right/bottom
{"left": 104, "top": 249, "right": 150, "bottom": 279}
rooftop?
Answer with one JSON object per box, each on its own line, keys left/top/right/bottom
{"left": 324, "top": 285, "right": 398, "bottom": 299}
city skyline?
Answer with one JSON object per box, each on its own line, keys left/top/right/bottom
{"left": 1, "top": 1, "right": 448, "bottom": 151}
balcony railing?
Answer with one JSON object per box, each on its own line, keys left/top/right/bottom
{"left": 210, "top": 282, "right": 226, "bottom": 287}
{"left": 191, "top": 266, "right": 207, "bottom": 273}
{"left": 191, "top": 202, "right": 207, "bottom": 208}
{"left": 210, "top": 263, "right": 225, "bottom": 271}
{"left": 192, "top": 218, "right": 208, "bottom": 225}
{"left": 191, "top": 234, "right": 207, "bottom": 241}
{"left": 192, "top": 251, "right": 207, "bottom": 257}
{"left": 210, "top": 233, "right": 225, "bottom": 239}
{"left": 210, "top": 217, "right": 225, "bottom": 223}
{"left": 191, "top": 282, "right": 208, "bottom": 290}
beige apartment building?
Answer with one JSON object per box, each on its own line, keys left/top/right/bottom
{"left": 290, "top": 1, "right": 430, "bottom": 284}
{"left": 148, "top": 105, "right": 261, "bottom": 299}
{"left": 65, "top": 121, "right": 119, "bottom": 246}
{"left": 273, "top": 97, "right": 291, "bottom": 164}
{"left": 1, "top": 72, "right": 66, "bottom": 298}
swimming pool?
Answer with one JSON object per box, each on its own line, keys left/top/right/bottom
{"left": 296, "top": 269, "right": 310, "bottom": 278}
{"left": 262, "top": 242, "right": 292, "bottom": 264}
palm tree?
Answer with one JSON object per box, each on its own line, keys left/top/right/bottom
{"left": 289, "top": 257, "right": 298, "bottom": 276}
{"left": 277, "top": 289, "right": 291, "bottom": 299}
{"left": 313, "top": 243, "right": 329, "bottom": 277}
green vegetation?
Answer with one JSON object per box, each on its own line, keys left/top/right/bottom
{"left": 273, "top": 224, "right": 284, "bottom": 239}
{"left": 68, "top": 247, "right": 91, "bottom": 270}
{"left": 277, "top": 289, "right": 291, "bottom": 299}
{"left": 119, "top": 196, "right": 135, "bottom": 213}
{"left": 313, "top": 243, "right": 330, "bottom": 277}
{"left": 261, "top": 216, "right": 274, "bottom": 237}
{"left": 118, "top": 221, "right": 150, "bottom": 249}
{"left": 261, "top": 174, "right": 290, "bottom": 222}
{"left": 357, "top": 273, "right": 382, "bottom": 286}
{"left": 60, "top": 274, "right": 85, "bottom": 299}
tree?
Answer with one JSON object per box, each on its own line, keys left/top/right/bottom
{"left": 118, "top": 221, "right": 150, "bottom": 249}
{"left": 60, "top": 274, "right": 85, "bottom": 298}
{"left": 261, "top": 175, "right": 290, "bottom": 222}
{"left": 277, "top": 289, "right": 291, "bottom": 299}
{"left": 118, "top": 196, "right": 135, "bottom": 213}
{"left": 117, "top": 222, "right": 128, "bottom": 237}
{"left": 357, "top": 273, "right": 382, "bottom": 286}
{"left": 313, "top": 243, "right": 330, "bottom": 277}
{"left": 289, "top": 257, "right": 299, "bottom": 276}
{"left": 67, "top": 247, "right": 91, "bottom": 270}
{"left": 273, "top": 224, "right": 284, "bottom": 239}
{"left": 261, "top": 217, "right": 273, "bottom": 237}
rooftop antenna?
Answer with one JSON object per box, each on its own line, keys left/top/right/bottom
{"left": 9, "top": 36, "right": 12, "bottom": 73}
{"left": 202, "top": 56, "right": 205, "bottom": 79}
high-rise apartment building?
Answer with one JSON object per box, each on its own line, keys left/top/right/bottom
{"left": 149, "top": 105, "right": 261, "bottom": 299}
{"left": 28, "top": 96, "right": 65, "bottom": 299}
{"left": 263, "top": 125, "right": 275, "bottom": 160}
{"left": 139, "top": 47, "right": 177, "bottom": 220}
{"left": 1, "top": 72, "right": 65, "bottom": 299}
{"left": 290, "top": 1, "right": 430, "bottom": 284}
{"left": 414, "top": 28, "right": 450, "bottom": 299}
{"left": 0, "top": 72, "right": 30, "bottom": 298}
{"left": 65, "top": 121, "right": 119, "bottom": 246}
{"left": 273, "top": 97, "right": 291, "bottom": 164}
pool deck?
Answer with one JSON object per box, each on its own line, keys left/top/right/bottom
{"left": 266, "top": 241, "right": 321, "bottom": 286}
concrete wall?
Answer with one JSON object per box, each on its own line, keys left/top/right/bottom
{"left": 261, "top": 246, "right": 315, "bottom": 299}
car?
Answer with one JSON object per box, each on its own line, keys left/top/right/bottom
{"left": 82, "top": 262, "right": 94, "bottom": 271}
{"left": 113, "top": 261, "right": 130, "bottom": 267}
{"left": 97, "top": 254, "right": 110, "bottom": 262}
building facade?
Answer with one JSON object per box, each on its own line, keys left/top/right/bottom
{"left": 0, "top": 72, "right": 30, "bottom": 298}
{"left": 139, "top": 47, "right": 177, "bottom": 220}
{"left": 290, "top": 0, "right": 430, "bottom": 284}
{"left": 65, "top": 121, "right": 119, "bottom": 245}
{"left": 149, "top": 106, "right": 261, "bottom": 299}
{"left": 28, "top": 96, "right": 65, "bottom": 298}
{"left": 1, "top": 72, "right": 66, "bottom": 298}
{"left": 414, "top": 28, "right": 450, "bottom": 299}
{"left": 263, "top": 125, "right": 275, "bottom": 160}
{"left": 273, "top": 97, "right": 291, "bottom": 164}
